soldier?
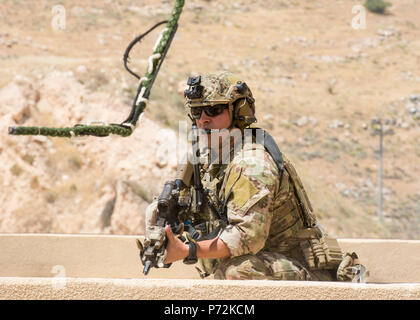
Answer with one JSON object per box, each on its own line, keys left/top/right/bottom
{"left": 145, "top": 71, "right": 365, "bottom": 281}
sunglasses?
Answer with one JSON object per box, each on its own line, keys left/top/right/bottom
{"left": 190, "top": 104, "right": 229, "bottom": 119}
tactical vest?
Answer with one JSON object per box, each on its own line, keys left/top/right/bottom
{"left": 255, "top": 129, "right": 343, "bottom": 271}
{"left": 188, "top": 129, "right": 344, "bottom": 273}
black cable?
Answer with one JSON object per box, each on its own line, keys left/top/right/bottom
{"left": 123, "top": 20, "right": 168, "bottom": 80}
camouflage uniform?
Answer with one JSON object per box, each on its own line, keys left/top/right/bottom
{"left": 190, "top": 135, "right": 335, "bottom": 281}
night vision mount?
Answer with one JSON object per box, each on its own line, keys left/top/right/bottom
{"left": 184, "top": 75, "right": 204, "bottom": 99}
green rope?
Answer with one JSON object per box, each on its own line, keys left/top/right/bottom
{"left": 8, "top": 124, "right": 132, "bottom": 138}
{"left": 8, "top": 0, "right": 185, "bottom": 138}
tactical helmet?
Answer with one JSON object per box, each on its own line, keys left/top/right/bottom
{"left": 184, "top": 71, "right": 257, "bottom": 129}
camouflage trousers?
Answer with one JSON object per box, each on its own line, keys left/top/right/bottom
{"left": 214, "top": 251, "right": 335, "bottom": 281}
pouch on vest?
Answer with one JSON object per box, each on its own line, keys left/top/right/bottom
{"left": 299, "top": 236, "right": 344, "bottom": 270}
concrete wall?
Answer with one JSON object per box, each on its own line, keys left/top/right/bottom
{"left": 0, "top": 234, "right": 201, "bottom": 280}
{"left": 1, "top": 278, "right": 420, "bottom": 300}
{"left": 0, "top": 234, "right": 419, "bottom": 299}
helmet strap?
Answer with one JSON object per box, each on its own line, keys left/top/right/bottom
{"left": 228, "top": 101, "right": 238, "bottom": 130}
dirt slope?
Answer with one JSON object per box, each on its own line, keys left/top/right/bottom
{"left": 0, "top": 0, "right": 419, "bottom": 239}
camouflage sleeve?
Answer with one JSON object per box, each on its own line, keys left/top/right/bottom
{"left": 218, "top": 146, "right": 280, "bottom": 257}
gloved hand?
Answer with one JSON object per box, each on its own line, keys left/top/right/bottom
{"left": 336, "top": 252, "right": 368, "bottom": 282}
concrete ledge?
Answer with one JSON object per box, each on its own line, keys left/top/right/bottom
{"left": 0, "top": 233, "right": 201, "bottom": 280}
{"left": 0, "top": 234, "right": 419, "bottom": 283}
{"left": 0, "top": 278, "right": 419, "bottom": 300}
{"left": 1, "top": 234, "right": 420, "bottom": 299}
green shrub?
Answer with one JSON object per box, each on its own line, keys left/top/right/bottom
{"left": 364, "top": 0, "right": 392, "bottom": 14}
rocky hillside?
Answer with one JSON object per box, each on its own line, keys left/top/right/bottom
{"left": 0, "top": 72, "right": 179, "bottom": 234}
{"left": 1, "top": 0, "right": 419, "bottom": 239}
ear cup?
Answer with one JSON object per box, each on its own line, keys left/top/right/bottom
{"left": 233, "top": 98, "right": 257, "bottom": 129}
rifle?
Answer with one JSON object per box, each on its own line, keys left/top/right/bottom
{"left": 137, "top": 180, "right": 186, "bottom": 275}
{"left": 137, "top": 122, "right": 236, "bottom": 275}
{"left": 137, "top": 124, "right": 204, "bottom": 275}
